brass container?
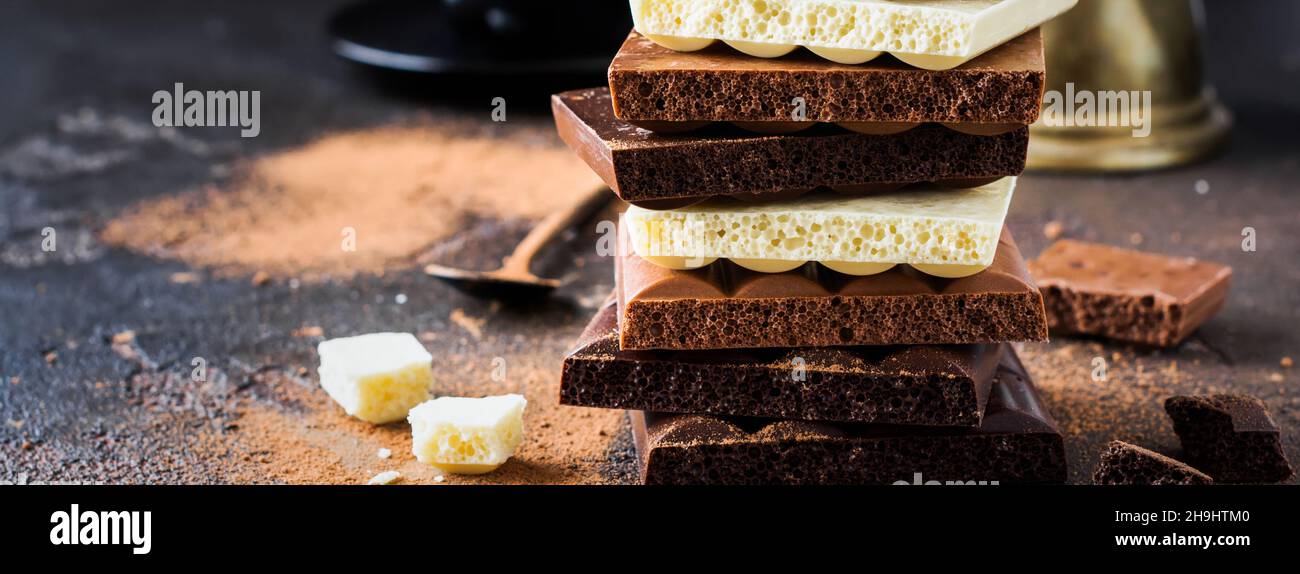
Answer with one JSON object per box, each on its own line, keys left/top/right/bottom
{"left": 1027, "top": 0, "right": 1232, "bottom": 172}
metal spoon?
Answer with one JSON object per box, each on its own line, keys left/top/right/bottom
{"left": 424, "top": 185, "right": 611, "bottom": 298}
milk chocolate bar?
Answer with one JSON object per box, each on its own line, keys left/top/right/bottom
{"left": 562, "top": 297, "right": 1002, "bottom": 426}
{"left": 1028, "top": 240, "right": 1231, "bottom": 347}
{"left": 551, "top": 88, "right": 1028, "bottom": 205}
{"left": 629, "top": 0, "right": 1075, "bottom": 69}
{"left": 1165, "top": 395, "right": 1294, "bottom": 483}
{"left": 617, "top": 226, "right": 1048, "bottom": 350}
{"left": 1092, "top": 440, "right": 1213, "bottom": 485}
{"left": 631, "top": 348, "right": 1066, "bottom": 485}
{"left": 608, "top": 30, "right": 1044, "bottom": 127}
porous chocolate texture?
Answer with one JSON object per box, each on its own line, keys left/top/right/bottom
{"left": 552, "top": 88, "right": 1028, "bottom": 204}
{"left": 617, "top": 226, "right": 1048, "bottom": 350}
{"left": 1164, "top": 395, "right": 1294, "bottom": 483}
{"left": 1092, "top": 440, "right": 1213, "bottom": 485}
{"left": 608, "top": 30, "right": 1045, "bottom": 124}
{"left": 1028, "top": 240, "right": 1231, "bottom": 347}
{"left": 562, "top": 297, "right": 1001, "bottom": 426}
{"left": 631, "top": 348, "right": 1066, "bottom": 485}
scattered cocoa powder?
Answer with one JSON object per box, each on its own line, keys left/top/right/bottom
{"left": 449, "top": 308, "right": 485, "bottom": 340}
{"left": 100, "top": 124, "right": 603, "bottom": 281}
{"left": 1016, "top": 336, "right": 1300, "bottom": 482}
{"left": 228, "top": 355, "right": 626, "bottom": 485}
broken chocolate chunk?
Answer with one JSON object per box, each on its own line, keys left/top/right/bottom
{"left": 1164, "top": 395, "right": 1294, "bottom": 483}
{"left": 1093, "top": 440, "right": 1212, "bottom": 485}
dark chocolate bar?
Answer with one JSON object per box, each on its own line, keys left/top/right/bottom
{"left": 608, "top": 30, "right": 1044, "bottom": 126}
{"left": 1028, "top": 240, "right": 1231, "bottom": 347}
{"left": 552, "top": 88, "right": 1028, "bottom": 205}
{"left": 617, "top": 226, "right": 1048, "bottom": 350}
{"left": 1165, "top": 395, "right": 1294, "bottom": 483}
{"left": 562, "top": 297, "right": 1001, "bottom": 425}
{"left": 1092, "top": 440, "right": 1213, "bottom": 485}
{"left": 630, "top": 347, "right": 1065, "bottom": 485}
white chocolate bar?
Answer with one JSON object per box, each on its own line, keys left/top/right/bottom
{"left": 625, "top": 178, "right": 1016, "bottom": 277}
{"left": 317, "top": 332, "right": 433, "bottom": 424}
{"left": 408, "top": 394, "right": 527, "bottom": 475}
{"left": 630, "top": 0, "right": 1076, "bottom": 70}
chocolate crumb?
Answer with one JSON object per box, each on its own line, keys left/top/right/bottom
{"left": 292, "top": 326, "right": 324, "bottom": 338}
{"left": 1043, "top": 220, "right": 1065, "bottom": 240}
{"left": 169, "top": 272, "right": 201, "bottom": 284}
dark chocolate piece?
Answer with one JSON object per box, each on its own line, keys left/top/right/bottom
{"left": 552, "top": 88, "right": 1029, "bottom": 204}
{"left": 617, "top": 226, "right": 1048, "bottom": 350}
{"left": 631, "top": 348, "right": 1065, "bottom": 485}
{"left": 562, "top": 297, "right": 1002, "bottom": 425}
{"left": 608, "top": 30, "right": 1044, "bottom": 125}
{"left": 1028, "top": 240, "right": 1231, "bottom": 347}
{"left": 1092, "top": 440, "right": 1213, "bottom": 485}
{"left": 1165, "top": 395, "right": 1294, "bottom": 483}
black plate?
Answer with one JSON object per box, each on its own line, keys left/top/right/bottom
{"left": 327, "top": 0, "right": 632, "bottom": 75}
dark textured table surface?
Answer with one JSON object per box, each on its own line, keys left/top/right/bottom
{"left": 1, "top": 0, "right": 1297, "bottom": 484}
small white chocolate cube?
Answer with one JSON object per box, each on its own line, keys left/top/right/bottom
{"left": 408, "top": 394, "right": 527, "bottom": 474}
{"left": 317, "top": 332, "right": 433, "bottom": 424}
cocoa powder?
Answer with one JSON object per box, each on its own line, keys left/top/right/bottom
{"left": 101, "top": 124, "right": 603, "bottom": 281}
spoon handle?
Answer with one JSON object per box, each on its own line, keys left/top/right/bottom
{"left": 501, "top": 185, "right": 611, "bottom": 273}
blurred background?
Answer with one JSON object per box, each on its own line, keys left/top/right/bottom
{"left": 2, "top": 1, "right": 1296, "bottom": 150}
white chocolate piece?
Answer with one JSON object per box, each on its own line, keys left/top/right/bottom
{"left": 731, "top": 258, "right": 806, "bottom": 273}
{"left": 642, "top": 255, "right": 718, "bottom": 270}
{"left": 911, "top": 263, "right": 989, "bottom": 278}
{"left": 624, "top": 177, "right": 1016, "bottom": 274}
{"left": 807, "top": 46, "right": 883, "bottom": 65}
{"left": 367, "top": 471, "right": 401, "bottom": 485}
{"left": 644, "top": 33, "right": 715, "bottom": 52}
{"left": 317, "top": 332, "right": 433, "bottom": 424}
{"left": 892, "top": 52, "right": 973, "bottom": 71}
{"left": 820, "top": 261, "right": 897, "bottom": 276}
{"left": 723, "top": 39, "right": 797, "bottom": 58}
{"left": 408, "top": 394, "right": 527, "bottom": 475}
{"left": 631, "top": 0, "right": 1077, "bottom": 69}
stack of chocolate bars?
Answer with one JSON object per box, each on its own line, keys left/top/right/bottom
{"left": 557, "top": 0, "right": 1076, "bottom": 484}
